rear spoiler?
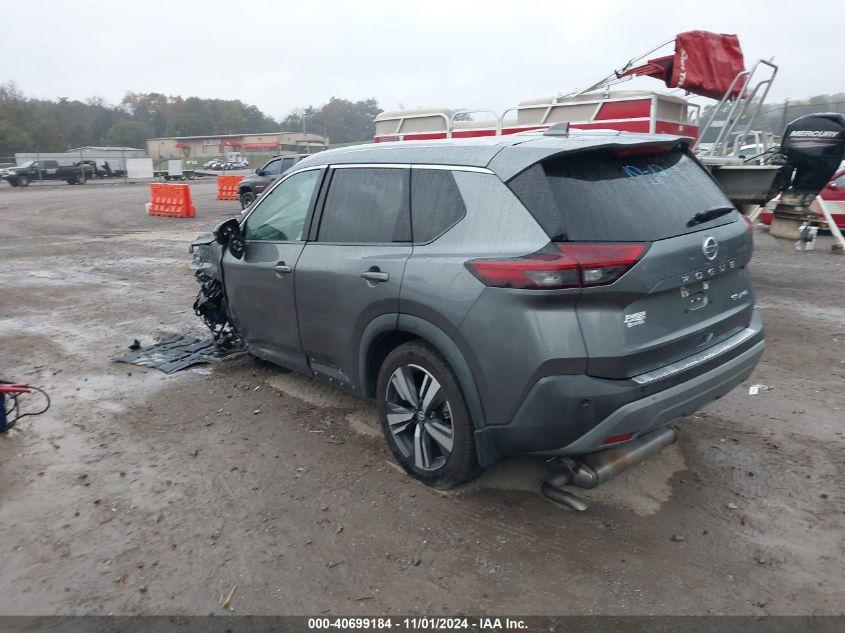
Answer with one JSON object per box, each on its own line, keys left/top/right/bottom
{"left": 488, "top": 134, "right": 694, "bottom": 182}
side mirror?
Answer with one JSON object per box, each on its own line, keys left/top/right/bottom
{"left": 255, "top": 168, "right": 263, "bottom": 176}
{"left": 213, "top": 218, "right": 246, "bottom": 259}
{"left": 828, "top": 181, "right": 838, "bottom": 189}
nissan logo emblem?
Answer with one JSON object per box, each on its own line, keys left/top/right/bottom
{"left": 702, "top": 236, "right": 719, "bottom": 261}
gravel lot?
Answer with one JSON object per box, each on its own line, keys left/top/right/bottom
{"left": 0, "top": 179, "right": 843, "bottom": 615}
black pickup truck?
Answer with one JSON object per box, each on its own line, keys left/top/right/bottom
{"left": 2, "top": 160, "right": 95, "bottom": 187}
{"left": 237, "top": 154, "right": 309, "bottom": 209}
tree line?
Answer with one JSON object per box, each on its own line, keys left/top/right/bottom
{"left": 2, "top": 80, "right": 842, "bottom": 158}
{"left": 0, "top": 82, "right": 383, "bottom": 156}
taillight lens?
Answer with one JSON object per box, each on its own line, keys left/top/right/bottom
{"left": 558, "top": 243, "right": 647, "bottom": 286}
{"left": 466, "top": 243, "right": 646, "bottom": 290}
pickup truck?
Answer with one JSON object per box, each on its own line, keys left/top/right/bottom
{"left": 237, "top": 154, "right": 308, "bottom": 209}
{"left": 2, "top": 160, "right": 95, "bottom": 187}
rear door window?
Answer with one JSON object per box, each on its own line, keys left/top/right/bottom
{"left": 317, "top": 167, "right": 410, "bottom": 243}
{"left": 507, "top": 148, "right": 736, "bottom": 241}
{"left": 411, "top": 169, "right": 467, "bottom": 242}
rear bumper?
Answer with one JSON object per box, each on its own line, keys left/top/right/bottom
{"left": 546, "top": 338, "right": 764, "bottom": 455}
{"left": 484, "top": 313, "right": 764, "bottom": 457}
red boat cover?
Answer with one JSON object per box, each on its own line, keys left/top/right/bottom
{"left": 620, "top": 31, "right": 746, "bottom": 100}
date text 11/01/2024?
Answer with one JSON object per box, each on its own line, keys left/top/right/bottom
{"left": 307, "top": 617, "right": 528, "bottom": 630}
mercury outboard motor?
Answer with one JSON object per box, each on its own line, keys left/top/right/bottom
{"left": 773, "top": 112, "right": 845, "bottom": 206}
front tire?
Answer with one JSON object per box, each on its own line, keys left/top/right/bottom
{"left": 18, "top": 175, "right": 30, "bottom": 187}
{"left": 376, "top": 342, "right": 480, "bottom": 487}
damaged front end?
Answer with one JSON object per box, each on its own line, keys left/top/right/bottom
{"left": 189, "top": 234, "right": 235, "bottom": 341}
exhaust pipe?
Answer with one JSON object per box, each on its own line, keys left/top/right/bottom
{"left": 541, "top": 427, "right": 677, "bottom": 511}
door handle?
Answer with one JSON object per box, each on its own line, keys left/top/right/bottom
{"left": 273, "top": 261, "right": 292, "bottom": 276}
{"left": 361, "top": 269, "right": 389, "bottom": 283}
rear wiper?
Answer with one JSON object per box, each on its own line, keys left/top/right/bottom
{"left": 687, "top": 205, "right": 735, "bottom": 227}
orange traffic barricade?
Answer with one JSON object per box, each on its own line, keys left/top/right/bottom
{"left": 216, "top": 175, "right": 244, "bottom": 201}
{"left": 147, "top": 183, "right": 196, "bottom": 218}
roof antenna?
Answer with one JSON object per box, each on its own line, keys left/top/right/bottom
{"left": 543, "top": 123, "right": 570, "bottom": 137}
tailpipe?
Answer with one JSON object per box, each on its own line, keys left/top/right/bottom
{"left": 541, "top": 427, "right": 677, "bottom": 510}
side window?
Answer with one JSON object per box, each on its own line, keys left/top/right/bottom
{"left": 243, "top": 170, "right": 320, "bottom": 242}
{"left": 263, "top": 159, "right": 282, "bottom": 175}
{"left": 411, "top": 169, "right": 467, "bottom": 242}
{"left": 317, "top": 168, "right": 410, "bottom": 243}
{"left": 280, "top": 157, "right": 296, "bottom": 173}
{"left": 833, "top": 174, "right": 845, "bottom": 187}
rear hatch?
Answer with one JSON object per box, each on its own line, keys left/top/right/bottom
{"left": 508, "top": 144, "right": 755, "bottom": 379}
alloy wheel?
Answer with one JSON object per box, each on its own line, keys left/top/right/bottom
{"left": 385, "top": 364, "right": 454, "bottom": 471}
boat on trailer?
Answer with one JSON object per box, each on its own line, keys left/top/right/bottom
{"left": 374, "top": 30, "right": 843, "bottom": 220}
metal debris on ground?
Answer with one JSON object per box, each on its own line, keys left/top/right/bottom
{"left": 114, "top": 334, "right": 244, "bottom": 374}
{"left": 220, "top": 583, "right": 237, "bottom": 609}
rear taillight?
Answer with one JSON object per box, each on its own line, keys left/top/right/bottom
{"left": 466, "top": 243, "right": 646, "bottom": 290}
{"left": 557, "top": 243, "right": 647, "bottom": 286}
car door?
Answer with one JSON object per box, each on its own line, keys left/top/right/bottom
{"left": 223, "top": 167, "right": 324, "bottom": 371}
{"left": 295, "top": 165, "right": 412, "bottom": 389}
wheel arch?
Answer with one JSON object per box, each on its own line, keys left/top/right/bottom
{"left": 358, "top": 314, "right": 501, "bottom": 467}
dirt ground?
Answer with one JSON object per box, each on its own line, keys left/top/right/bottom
{"left": 0, "top": 179, "right": 843, "bottom": 616}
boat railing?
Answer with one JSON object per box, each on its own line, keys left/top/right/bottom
{"left": 696, "top": 59, "right": 778, "bottom": 157}
{"left": 446, "top": 109, "right": 502, "bottom": 139}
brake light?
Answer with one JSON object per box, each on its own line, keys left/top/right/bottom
{"left": 466, "top": 243, "right": 646, "bottom": 290}
{"left": 613, "top": 144, "right": 677, "bottom": 157}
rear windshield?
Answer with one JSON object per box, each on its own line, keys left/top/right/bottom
{"left": 507, "top": 148, "right": 737, "bottom": 242}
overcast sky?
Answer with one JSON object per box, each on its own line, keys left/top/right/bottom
{"left": 1, "top": 0, "right": 842, "bottom": 119}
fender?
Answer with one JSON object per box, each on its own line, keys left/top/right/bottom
{"left": 358, "top": 314, "right": 503, "bottom": 469}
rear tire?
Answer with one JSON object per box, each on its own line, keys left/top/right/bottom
{"left": 240, "top": 191, "right": 256, "bottom": 209}
{"left": 376, "top": 341, "right": 481, "bottom": 487}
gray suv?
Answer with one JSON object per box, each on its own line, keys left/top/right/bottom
{"left": 191, "top": 130, "right": 765, "bottom": 487}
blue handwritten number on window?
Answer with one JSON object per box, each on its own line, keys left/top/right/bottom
{"left": 624, "top": 163, "right": 668, "bottom": 186}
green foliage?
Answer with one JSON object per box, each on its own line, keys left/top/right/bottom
{"left": 105, "top": 120, "right": 155, "bottom": 148}
{"left": 0, "top": 83, "right": 282, "bottom": 155}
{"left": 280, "top": 97, "right": 382, "bottom": 144}
{"left": 2, "top": 85, "right": 381, "bottom": 154}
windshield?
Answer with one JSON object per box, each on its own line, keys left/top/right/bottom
{"left": 507, "top": 147, "right": 737, "bottom": 242}
{"left": 19, "top": 160, "right": 36, "bottom": 168}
